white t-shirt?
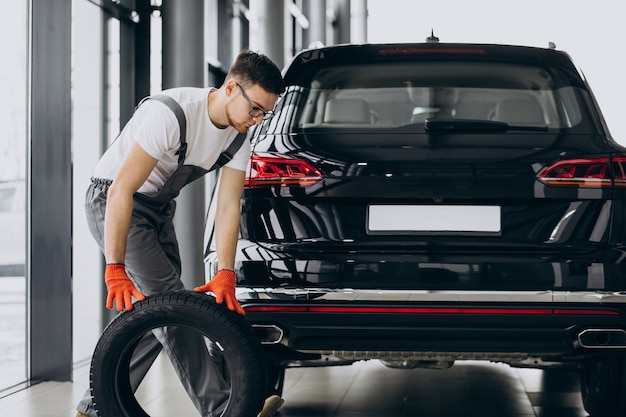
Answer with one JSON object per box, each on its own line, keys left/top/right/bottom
{"left": 93, "top": 87, "right": 250, "bottom": 195}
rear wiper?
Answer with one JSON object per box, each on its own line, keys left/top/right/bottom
{"left": 424, "top": 118, "right": 548, "bottom": 133}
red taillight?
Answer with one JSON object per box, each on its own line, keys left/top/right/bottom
{"left": 244, "top": 152, "right": 324, "bottom": 188}
{"left": 537, "top": 156, "right": 626, "bottom": 188}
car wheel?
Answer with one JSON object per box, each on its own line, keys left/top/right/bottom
{"left": 581, "top": 355, "right": 626, "bottom": 417}
{"left": 90, "top": 291, "right": 267, "bottom": 417}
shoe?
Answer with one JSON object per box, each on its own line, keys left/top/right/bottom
{"left": 258, "top": 394, "right": 284, "bottom": 417}
{"left": 76, "top": 413, "right": 89, "bottom": 417}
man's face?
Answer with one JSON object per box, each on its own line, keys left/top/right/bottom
{"left": 227, "top": 81, "right": 279, "bottom": 133}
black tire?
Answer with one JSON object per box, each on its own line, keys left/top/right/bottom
{"left": 581, "top": 355, "right": 626, "bottom": 417}
{"left": 90, "top": 291, "right": 267, "bottom": 417}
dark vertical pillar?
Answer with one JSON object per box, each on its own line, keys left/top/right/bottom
{"left": 30, "top": 0, "right": 72, "bottom": 382}
{"left": 161, "top": 0, "right": 206, "bottom": 289}
{"left": 334, "top": 0, "right": 351, "bottom": 44}
{"left": 252, "top": 0, "right": 285, "bottom": 68}
{"left": 120, "top": 0, "right": 152, "bottom": 125}
{"left": 303, "top": 0, "right": 327, "bottom": 48}
{"left": 134, "top": 0, "right": 152, "bottom": 103}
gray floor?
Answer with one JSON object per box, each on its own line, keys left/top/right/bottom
{"left": 0, "top": 355, "right": 588, "bottom": 417}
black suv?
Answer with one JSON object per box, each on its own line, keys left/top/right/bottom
{"left": 205, "top": 41, "right": 626, "bottom": 417}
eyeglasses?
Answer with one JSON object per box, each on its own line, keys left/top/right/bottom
{"left": 237, "top": 83, "right": 275, "bottom": 120}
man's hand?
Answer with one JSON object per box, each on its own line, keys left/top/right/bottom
{"left": 105, "top": 263, "right": 146, "bottom": 311}
{"left": 194, "top": 269, "right": 245, "bottom": 315}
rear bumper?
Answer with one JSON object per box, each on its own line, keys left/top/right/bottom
{"left": 239, "top": 289, "right": 626, "bottom": 363}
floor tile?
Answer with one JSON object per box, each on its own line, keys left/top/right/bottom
{"left": 0, "top": 358, "right": 590, "bottom": 417}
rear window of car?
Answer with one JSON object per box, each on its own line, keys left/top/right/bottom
{"left": 296, "top": 62, "right": 583, "bottom": 129}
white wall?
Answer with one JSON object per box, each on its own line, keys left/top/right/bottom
{"left": 368, "top": 0, "right": 626, "bottom": 145}
{"left": 0, "top": 1, "right": 27, "bottom": 181}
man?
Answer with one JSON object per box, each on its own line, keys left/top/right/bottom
{"left": 76, "top": 50, "right": 285, "bottom": 417}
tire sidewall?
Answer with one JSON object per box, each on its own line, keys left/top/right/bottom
{"left": 90, "top": 291, "right": 267, "bottom": 417}
{"left": 581, "top": 356, "right": 626, "bottom": 417}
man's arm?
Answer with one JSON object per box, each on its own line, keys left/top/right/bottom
{"left": 105, "top": 141, "right": 159, "bottom": 264}
{"left": 194, "top": 166, "right": 246, "bottom": 315}
{"left": 214, "top": 166, "right": 246, "bottom": 269}
{"left": 101, "top": 141, "right": 158, "bottom": 311}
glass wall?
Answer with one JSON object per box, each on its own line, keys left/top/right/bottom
{"left": 0, "top": 0, "right": 28, "bottom": 391}
{"left": 71, "top": 0, "right": 106, "bottom": 365}
{"left": 0, "top": 0, "right": 308, "bottom": 393}
{"left": 71, "top": 0, "right": 161, "bottom": 366}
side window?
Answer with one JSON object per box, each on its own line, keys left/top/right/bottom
{"left": 250, "top": 86, "right": 306, "bottom": 150}
{"left": 555, "top": 87, "right": 583, "bottom": 128}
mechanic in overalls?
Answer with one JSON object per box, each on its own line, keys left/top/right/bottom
{"left": 76, "top": 50, "right": 285, "bottom": 417}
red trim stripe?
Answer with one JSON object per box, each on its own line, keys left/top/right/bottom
{"left": 245, "top": 305, "right": 620, "bottom": 316}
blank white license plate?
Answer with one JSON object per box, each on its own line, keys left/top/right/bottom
{"left": 367, "top": 205, "right": 501, "bottom": 233}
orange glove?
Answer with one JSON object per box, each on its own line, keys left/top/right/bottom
{"left": 194, "top": 269, "right": 245, "bottom": 315}
{"left": 105, "top": 263, "right": 146, "bottom": 312}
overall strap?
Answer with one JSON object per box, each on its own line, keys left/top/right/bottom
{"left": 138, "top": 95, "right": 188, "bottom": 164}
{"left": 137, "top": 94, "right": 246, "bottom": 170}
{"left": 208, "top": 132, "right": 247, "bottom": 171}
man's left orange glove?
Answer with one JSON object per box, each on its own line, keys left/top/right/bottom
{"left": 194, "top": 269, "right": 245, "bottom": 315}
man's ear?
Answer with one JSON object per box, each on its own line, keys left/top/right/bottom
{"left": 224, "top": 79, "right": 238, "bottom": 97}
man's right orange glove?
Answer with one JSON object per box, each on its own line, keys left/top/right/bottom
{"left": 105, "top": 263, "right": 146, "bottom": 312}
{"left": 194, "top": 269, "right": 245, "bottom": 315}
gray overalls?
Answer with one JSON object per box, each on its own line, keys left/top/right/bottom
{"left": 78, "top": 95, "right": 245, "bottom": 417}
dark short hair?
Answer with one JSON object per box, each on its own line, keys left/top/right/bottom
{"left": 227, "top": 50, "right": 285, "bottom": 95}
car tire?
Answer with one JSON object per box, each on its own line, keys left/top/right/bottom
{"left": 89, "top": 291, "right": 267, "bottom": 417}
{"left": 581, "top": 355, "right": 626, "bottom": 417}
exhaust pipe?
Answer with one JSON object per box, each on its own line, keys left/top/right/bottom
{"left": 578, "top": 329, "right": 626, "bottom": 348}
{"left": 252, "top": 324, "right": 284, "bottom": 344}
